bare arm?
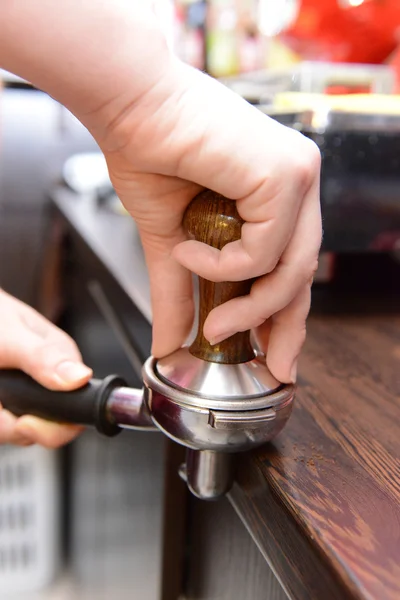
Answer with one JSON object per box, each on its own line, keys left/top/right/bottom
{"left": 0, "top": 1, "right": 167, "bottom": 127}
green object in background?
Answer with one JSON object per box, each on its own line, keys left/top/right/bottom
{"left": 207, "top": 29, "right": 239, "bottom": 77}
{"left": 206, "top": 0, "right": 239, "bottom": 77}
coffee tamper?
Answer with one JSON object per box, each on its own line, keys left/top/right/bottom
{"left": 0, "top": 190, "right": 295, "bottom": 500}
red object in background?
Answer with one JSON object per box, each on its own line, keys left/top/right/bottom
{"left": 280, "top": 0, "right": 400, "bottom": 64}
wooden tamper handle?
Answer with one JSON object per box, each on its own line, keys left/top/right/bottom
{"left": 184, "top": 190, "right": 256, "bottom": 365}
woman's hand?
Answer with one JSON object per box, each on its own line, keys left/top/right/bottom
{"left": 0, "top": 0, "right": 322, "bottom": 383}
{"left": 97, "top": 61, "right": 322, "bottom": 383}
{"left": 0, "top": 290, "right": 92, "bottom": 447}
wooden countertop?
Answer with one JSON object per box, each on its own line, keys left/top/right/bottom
{"left": 232, "top": 262, "right": 400, "bottom": 600}
{"left": 51, "top": 190, "right": 400, "bottom": 600}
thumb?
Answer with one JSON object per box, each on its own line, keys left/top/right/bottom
{"left": 0, "top": 296, "right": 92, "bottom": 448}
{"left": 2, "top": 322, "right": 92, "bottom": 391}
{"left": 4, "top": 329, "right": 91, "bottom": 448}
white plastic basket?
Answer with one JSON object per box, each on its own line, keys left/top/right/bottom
{"left": 0, "top": 445, "right": 60, "bottom": 596}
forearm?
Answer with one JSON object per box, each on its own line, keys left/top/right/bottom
{"left": 0, "top": 0, "right": 171, "bottom": 132}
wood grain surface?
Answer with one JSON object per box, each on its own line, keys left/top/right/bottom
{"left": 184, "top": 190, "right": 255, "bottom": 364}
{"left": 231, "top": 256, "right": 400, "bottom": 600}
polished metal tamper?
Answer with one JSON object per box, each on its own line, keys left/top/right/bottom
{"left": 141, "top": 190, "right": 294, "bottom": 498}
{"left": 0, "top": 190, "right": 295, "bottom": 500}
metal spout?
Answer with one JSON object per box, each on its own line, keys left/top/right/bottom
{"left": 184, "top": 449, "right": 235, "bottom": 500}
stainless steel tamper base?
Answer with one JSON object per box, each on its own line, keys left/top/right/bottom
{"left": 142, "top": 347, "right": 295, "bottom": 499}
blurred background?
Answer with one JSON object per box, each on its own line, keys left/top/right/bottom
{"left": 1, "top": 1, "right": 400, "bottom": 599}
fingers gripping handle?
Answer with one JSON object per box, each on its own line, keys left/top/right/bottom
{"left": 0, "top": 370, "right": 124, "bottom": 436}
{"left": 184, "top": 190, "right": 255, "bottom": 365}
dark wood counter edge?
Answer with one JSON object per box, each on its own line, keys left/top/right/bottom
{"left": 229, "top": 458, "right": 364, "bottom": 600}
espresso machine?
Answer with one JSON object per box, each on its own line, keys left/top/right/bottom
{"left": 0, "top": 190, "right": 295, "bottom": 500}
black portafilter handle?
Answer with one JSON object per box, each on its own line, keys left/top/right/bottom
{"left": 0, "top": 370, "right": 126, "bottom": 437}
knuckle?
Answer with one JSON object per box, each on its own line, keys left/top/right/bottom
{"left": 52, "top": 327, "right": 81, "bottom": 353}
{"left": 310, "top": 257, "right": 320, "bottom": 277}
{"left": 31, "top": 337, "right": 80, "bottom": 370}
{"left": 304, "top": 137, "right": 322, "bottom": 170}
{"left": 297, "top": 257, "right": 320, "bottom": 284}
{"left": 249, "top": 308, "right": 267, "bottom": 328}
{"left": 250, "top": 291, "right": 273, "bottom": 323}
{"left": 60, "top": 335, "right": 81, "bottom": 359}
{"left": 306, "top": 257, "right": 320, "bottom": 287}
{"left": 297, "top": 325, "right": 307, "bottom": 348}
{"left": 290, "top": 136, "right": 321, "bottom": 188}
{"left": 262, "top": 254, "right": 280, "bottom": 275}
{"left": 26, "top": 342, "right": 54, "bottom": 370}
